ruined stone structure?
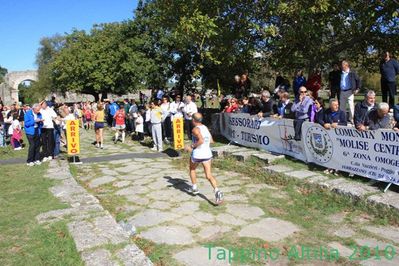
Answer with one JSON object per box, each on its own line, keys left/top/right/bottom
{"left": 0, "top": 70, "right": 151, "bottom": 105}
{"left": 0, "top": 70, "right": 38, "bottom": 104}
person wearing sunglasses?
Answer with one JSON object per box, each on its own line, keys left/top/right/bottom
{"left": 223, "top": 98, "right": 239, "bottom": 113}
{"left": 291, "top": 86, "right": 314, "bottom": 140}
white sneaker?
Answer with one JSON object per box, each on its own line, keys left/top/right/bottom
{"left": 14, "top": 147, "right": 22, "bottom": 150}
{"left": 47, "top": 156, "right": 53, "bottom": 161}
{"left": 151, "top": 147, "right": 157, "bottom": 151}
{"left": 42, "top": 157, "right": 49, "bottom": 162}
{"left": 27, "top": 162, "right": 35, "bottom": 166}
{"left": 34, "top": 160, "right": 42, "bottom": 165}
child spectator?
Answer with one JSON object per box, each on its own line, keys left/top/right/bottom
{"left": 84, "top": 107, "right": 92, "bottom": 130}
{"left": 10, "top": 114, "right": 22, "bottom": 150}
{"left": 136, "top": 110, "right": 144, "bottom": 141}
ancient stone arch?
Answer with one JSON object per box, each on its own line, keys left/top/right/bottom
{"left": 0, "top": 70, "right": 38, "bottom": 104}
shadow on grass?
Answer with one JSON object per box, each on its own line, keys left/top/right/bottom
{"left": 163, "top": 175, "right": 217, "bottom": 206}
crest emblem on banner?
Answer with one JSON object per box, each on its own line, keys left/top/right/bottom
{"left": 305, "top": 126, "right": 333, "bottom": 163}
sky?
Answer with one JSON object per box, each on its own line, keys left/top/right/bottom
{"left": 0, "top": 0, "right": 138, "bottom": 72}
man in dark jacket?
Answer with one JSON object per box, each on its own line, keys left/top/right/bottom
{"left": 364, "top": 102, "right": 391, "bottom": 130}
{"left": 329, "top": 63, "right": 341, "bottom": 101}
{"left": 257, "top": 90, "right": 276, "bottom": 118}
{"left": 339, "top": 60, "right": 361, "bottom": 124}
{"left": 354, "top": 90, "right": 377, "bottom": 131}
{"left": 323, "top": 99, "right": 347, "bottom": 129}
{"left": 380, "top": 52, "right": 399, "bottom": 108}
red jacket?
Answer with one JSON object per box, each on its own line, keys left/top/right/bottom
{"left": 306, "top": 74, "right": 321, "bottom": 92}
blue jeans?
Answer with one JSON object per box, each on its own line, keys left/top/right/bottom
{"left": 54, "top": 127, "right": 61, "bottom": 157}
{"left": 0, "top": 131, "right": 4, "bottom": 147}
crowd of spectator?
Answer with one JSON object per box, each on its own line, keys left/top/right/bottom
{"left": 0, "top": 91, "right": 201, "bottom": 165}
{"left": 1, "top": 52, "right": 398, "bottom": 167}
{"left": 220, "top": 54, "right": 399, "bottom": 141}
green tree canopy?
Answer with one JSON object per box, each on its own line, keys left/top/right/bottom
{"left": 32, "top": 0, "right": 399, "bottom": 97}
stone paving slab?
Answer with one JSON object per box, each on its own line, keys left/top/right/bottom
{"left": 367, "top": 191, "right": 399, "bottom": 212}
{"left": 263, "top": 165, "right": 293, "bottom": 174}
{"left": 360, "top": 257, "right": 399, "bottom": 266}
{"left": 66, "top": 220, "right": 110, "bottom": 250}
{"left": 325, "top": 179, "right": 380, "bottom": 199}
{"left": 197, "top": 225, "right": 232, "bottom": 239}
{"left": 238, "top": 218, "right": 300, "bottom": 241}
{"left": 192, "top": 211, "right": 215, "bottom": 223}
{"left": 327, "top": 242, "right": 353, "bottom": 258}
{"left": 174, "top": 246, "right": 232, "bottom": 266}
{"left": 81, "top": 249, "right": 117, "bottom": 266}
{"left": 333, "top": 227, "right": 355, "bottom": 238}
{"left": 116, "top": 185, "right": 150, "bottom": 196}
{"left": 175, "top": 216, "right": 203, "bottom": 227}
{"left": 355, "top": 238, "right": 397, "bottom": 249}
{"left": 305, "top": 175, "right": 329, "bottom": 184}
{"left": 231, "top": 151, "right": 257, "bottom": 161}
{"left": 285, "top": 170, "right": 317, "bottom": 180}
{"left": 128, "top": 209, "right": 181, "bottom": 227}
{"left": 115, "top": 244, "right": 154, "bottom": 266}
{"left": 252, "top": 152, "right": 285, "bottom": 164}
{"left": 364, "top": 225, "right": 399, "bottom": 243}
{"left": 211, "top": 145, "right": 244, "bottom": 157}
{"left": 225, "top": 204, "right": 265, "bottom": 220}
{"left": 141, "top": 225, "right": 194, "bottom": 245}
{"left": 89, "top": 176, "right": 116, "bottom": 188}
{"left": 113, "top": 180, "right": 132, "bottom": 188}
{"left": 216, "top": 213, "right": 247, "bottom": 226}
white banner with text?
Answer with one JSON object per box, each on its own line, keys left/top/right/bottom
{"left": 219, "top": 113, "right": 399, "bottom": 185}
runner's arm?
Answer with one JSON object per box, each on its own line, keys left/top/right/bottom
{"left": 191, "top": 127, "right": 203, "bottom": 149}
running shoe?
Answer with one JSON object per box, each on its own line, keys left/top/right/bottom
{"left": 27, "top": 162, "right": 35, "bottom": 167}
{"left": 189, "top": 187, "right": 200, "bottom": 195}
{"left": 215, "top": 191, "right": 224, "bottom": 205}
{"left": 34, "top": 160, "right": 42, "bottom": 165}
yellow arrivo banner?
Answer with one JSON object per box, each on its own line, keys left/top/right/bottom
{"left": 66, "top": 120, "right": 80, "bottom": 155}
{"left": 173, "top": 117, "right": 184, "bottom": 150}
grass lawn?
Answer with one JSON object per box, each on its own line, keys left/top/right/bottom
{"left": 0, "top": 135, "right": 28, "bottom": 160}
{"left": 0, "top": 156, "right": 82, "bottom": 265}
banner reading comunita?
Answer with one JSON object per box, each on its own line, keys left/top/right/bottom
{"left": 302, "top": 122, "right": 399, "bottom": 184}
{"left": 219, "top": 113, "right": 399, "bottom": 185}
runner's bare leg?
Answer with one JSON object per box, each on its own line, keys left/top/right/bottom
{"left": 202, "top": 160, "right": 218, "bottom": 189}
{"left": 189, "top": 159, "right": 199, "bottom": 185}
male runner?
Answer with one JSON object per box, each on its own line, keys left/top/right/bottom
{"left": 114, "top": 104, "right": 126, "bottom": 144}
{"left": 185, "top": 113, "right": 224, "bottom": 205}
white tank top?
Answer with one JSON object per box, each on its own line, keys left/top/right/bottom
{"left": 192, "top": 125, "right": 213, "bottom": 159}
